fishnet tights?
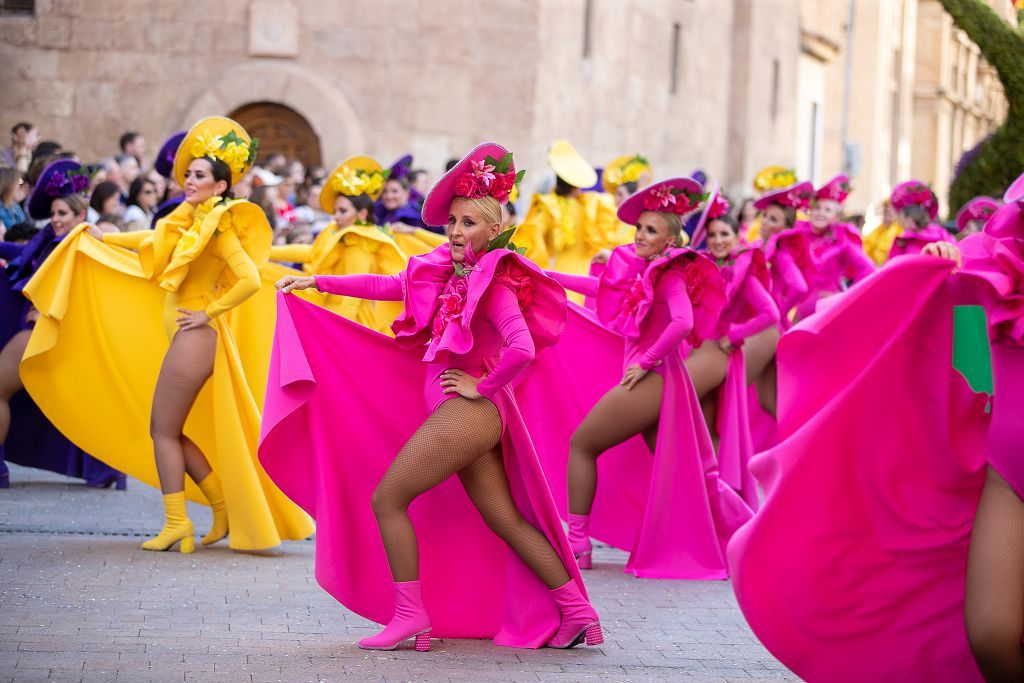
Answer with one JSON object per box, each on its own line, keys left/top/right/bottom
{"left": 371, "top": 396, "right": 570, "bottom": 588}
{"left": 150, "top": 327, "right": 216, "bottom": 493}
{"left": 965, "top": 466, "right": 1024, "bottom": 682}
{"left": 567, "top": 373, "right": 663, "bottom": 515}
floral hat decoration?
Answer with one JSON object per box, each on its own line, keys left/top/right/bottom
{"left": 321, "top": 156, "right": 390, "bottom": 213}
{"left": 890, "top": 180, "right": 939, "bottom": 220}
{"left": 154, "top": 131, "right": 186, "bottom": 179}
{"left": 814, "top": 174, "right": 852, "bottom": 204}
{"left": 617, "top": 176, "right": 706, "bottom": 226}
{"left": 690, "top": 182, "right": 731, "bottom": 249}
{"left": 602, "top": 154, "right": 652, "bottom": 194}
{"left": 174, "top": 116, "right": 259, "bottom": 187}
{"left": 27, "top": 159, "right": 91, "bottom": 220}
{"left": 955, "top": 196, "right": 1002, "bottom": 232}
{"left": 753, "top": 181, "right": 815, "bottom": 212}
{"left": 421, "top": 142, "right": 524, "bottom": 228}
{"left": 753, "top": 166, "right": 798, "bottom": 194}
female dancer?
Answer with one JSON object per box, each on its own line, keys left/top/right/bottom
{"left": 793, "top": 174, "right": 875, "bottom": 320}
{"left": 0, "top": 160, "right": 124, "bottom": 489}
{"left": 23, "top": 117, "right": 312, "bottom": 552}
{"left": 955, "top": 196, "right": 1001, "bottom": 239}
{"left": 888, "top": 180, "right": 955, "bottom": 258}
{"left": 268, "top": 156, "right": 406, "bottom": 333}
{"left": 267, "top": 143, "right": 601, "bottom": 651}
{"left": 862, "top": 199, "right": 900, "bottom": 265}
{"left": 539, "top": 178, "right": 752, "bottom": 579}
{"left": 726, "top": 174, "right": 1024, "bottom": 681}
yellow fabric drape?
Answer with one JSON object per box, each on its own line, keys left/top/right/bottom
{"left": 21, "top": 223, "right": 313, "bottom": 550}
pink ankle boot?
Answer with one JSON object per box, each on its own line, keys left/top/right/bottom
{"left": 358, "top": 581, "right": 432, "bottom": 652}
{"left": 567, "top": 513, "right": 592, "bottom": 570}
{"left": 546, "top": 578, "right": 603, "bottom": 648}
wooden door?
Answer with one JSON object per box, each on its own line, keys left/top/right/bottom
{"left": 229, "top": 101, "right": 322, "bottom": 167}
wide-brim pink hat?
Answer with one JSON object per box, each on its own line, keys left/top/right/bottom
{"left": 691, "top": 182, "right": 731, "bottom": 249}
{"left": 753, "top": 181, "right": 814, "bottom": 212}
{"left": 421, "top": 142, "right": 512, "bottom": 228}
{"left": 890, "top": 179, "right": 938, "bottom": 220}
{"left": 1003, "top": 171, "right": 1024, "bottom": 205}
{"left": 617, "top": 176, "right": 705, "bottom": 226}
{"left": 814, "top": 174, "right": 851, "bottom": 203}
{"left": 955, "top": 196, "right": 1001, "bottom": 232}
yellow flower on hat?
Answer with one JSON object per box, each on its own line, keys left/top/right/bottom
{"left": 753, "top": 166, "right": 797, "bottom": 193}
{"left": 360, "top": 171, "right": 385, "bottom": 197}
{"left": 188, "top": 129, "right": 253, "bottom": 176}
{"left": 331, "top": 166, "right": 365, "bottom": 196}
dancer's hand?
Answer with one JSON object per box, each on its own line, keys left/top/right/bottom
{"left": 718, "top": 336, "right": 734, "bottom": 354}
{"left": 176, "top": 308, "right": 210, "bottom": 330}
{"left": 441, "top": 368, "right": 484, "bottom": 399}
{"left": 591, "top": 249, "right": 612, "bottom": 265}
{"left": 620, "top": 364, "right": 648, "bottom": 391}
{"left": 84, "top": 225, "right": 103, "bottom": 239}
{"left": 391, "top": 222, "right": 417, "bottom": 234}
{"left": 922, "top": 241, "right": 962, "bottom": 268}
{"left": 276, "top": 275, "right": 317, "bottom": 292}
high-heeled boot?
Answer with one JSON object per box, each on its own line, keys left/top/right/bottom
{"left": 358, "top": 581, "right": 432, "bottom": 652}
{"left": 197, "top": 472, "right": 228, "bottom": 546}
{"left": 567, "top": 513, "right": 592, "bottom": 569}
{"left": 141, "top": 492, "right": 195, "bottom": 553}
{"left": 546, "top": 578, "right": 603, "bottom": 648}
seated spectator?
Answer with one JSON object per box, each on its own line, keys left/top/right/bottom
{"left": 100, "top": 158, "right": 124, "bottom": 192}
{"left": 119, "top": 131, "right": 146, "bottom": 168}
{"left": 145, "top": 168, "right": 167, "bottom": 204}
{"left": 96, "top": 214, "right": 124, "bottom": 234}
{"left": 4, "top": 221, "right": 39, "bottom": 244}
{"left": 1, "top": 122, "right": 38, "bottom": 173}
{"left": 90, "top": 181, "right": 124, "bottom": 221}
{"left": 0, "top": 168, "right": 27, "bottom": 230}
{"left": 114, "top": 153, "right": 139, "bottom": 191}
{"left": 122, "top": 176, "right": 158, "bottom": 231}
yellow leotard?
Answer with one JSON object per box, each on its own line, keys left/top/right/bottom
{"left": 862, "top": 222, "right": 904, "bottom": 265}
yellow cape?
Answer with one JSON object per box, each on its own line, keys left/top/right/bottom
{"left": 21, "top": 224, "right": 314, "bottom": 550}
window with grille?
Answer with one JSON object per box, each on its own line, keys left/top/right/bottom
{"left": 0, "top": 0, "right": 34, "bottom": 16}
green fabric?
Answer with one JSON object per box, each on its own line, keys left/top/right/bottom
{"left": 952, "top": 305, "right": 994, "bottom": 395}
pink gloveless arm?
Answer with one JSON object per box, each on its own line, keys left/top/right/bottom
{"left": 545, "top": 270, "right": 600, "bottom": 297}
{"left": 638, "top": 271, "right": 694, "bottom": 370}
{"left": 314, "top": 273, "right": 405, "bottom": 300}
{"left": 771, "top": 249, "right": 809, "bottom": 314}
{"left": 475, "top": 284, "right": 536, "bottom": 399}
{"left": 727, "top": 276, "right": 781, "bottom": 345}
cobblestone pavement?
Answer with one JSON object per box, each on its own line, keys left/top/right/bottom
{"left": 0, "top": 465, "right": 799, "bottom": 682}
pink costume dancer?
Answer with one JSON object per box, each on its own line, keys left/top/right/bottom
{"left": 746, "top": 182, "right": 817, "bottom": 328}
{"left": 260, "top": 144, "right": 601, "bottom": 652}
{"left": 955, "top": 195, "right": 1002, "bottom": 239}
{"left": 793, "top": 174, "right": 875, "bottom": 320}
{"left": 530, "top": 177, "right": 752, "bottom": 579}
{"left": 888, "top": 180, "right": 956, "bottom": 259}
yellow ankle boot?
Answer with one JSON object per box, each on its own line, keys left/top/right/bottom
{"left": 198, "top": 472, "right": 229, "bottom": 546}
{"left": 141, "top": 491, "right": 195, "bottom": 553}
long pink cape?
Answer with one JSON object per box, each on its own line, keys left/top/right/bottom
{"left": 516, "top": 303, "right": 752, "bottom": 580}
{"left": 258, "top": 293, "right": 584, "bottom": 647}
{"left": 726, "top": 257, "right": 990, "bottom": 681}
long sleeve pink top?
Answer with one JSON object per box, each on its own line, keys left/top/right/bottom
{"left": 548, "top": 270, "right": 694, "bottom": 372}
{"left": 315, "top": 273, "right": 533, "bottom": 401}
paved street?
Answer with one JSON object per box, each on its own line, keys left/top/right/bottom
{"left": 0, "top": 465, "right": 799, "bottom": 682}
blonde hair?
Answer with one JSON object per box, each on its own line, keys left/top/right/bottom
{"left": 453, "top": 195, "right": 502, "bottom": 227}
{"left": 54, "top": 193, "right": 88, "bottom": 218}
{"left": 653, "top": 211, "right": 683, "bottom": 245}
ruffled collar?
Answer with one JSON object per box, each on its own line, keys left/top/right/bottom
{"left": 717, "top": 248, "right": 770, "bottom": 302}
{"left": 391, "top": 242, "right": 566, "bottom": 361}
{"left": 596, "top": 244, "right": 725, "bottom": 346}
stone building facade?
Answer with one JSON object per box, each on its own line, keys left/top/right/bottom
{"left": 0, "top": 0, "right": 1011, "bottom": 217}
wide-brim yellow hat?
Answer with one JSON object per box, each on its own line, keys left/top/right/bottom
{"left": 175, "top": 116, "right": 257, "bottom": 188}
{"left": 602, "top": 154, "right": 652, "bottom": 194}
{"left": 320, "top": 156, "right": 386, "bottom": 213}
{"left": 752, "top": 165, "right": 797, "bottom": 194}
{"left": 548, "top": 140, "right": 597, "bottom": 189}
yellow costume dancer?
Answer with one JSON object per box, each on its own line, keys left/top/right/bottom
{"left": 21, "top": 117, "right": 313, "bottom": 552}
{"left": 604, "top": 154, "right": 653, "bottom": 245}
{"left": 862, "top": 199, "right": 902, "bottom": 265}
{"left": 745, "top": 166, "right": 798, "bottom": 243}
{"left": 514, "top": 140, "right": 619, "bottom": 279}
{"left": 268, "top": 156, "right": 407, "bottom": 334}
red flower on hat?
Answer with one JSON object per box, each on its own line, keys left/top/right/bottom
{"left": 643, "top": 185, "right": 676, "bottom": 211}
{"left": 706, "top": 194, "right": 730, "bottom": 220}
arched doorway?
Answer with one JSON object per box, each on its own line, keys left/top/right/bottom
{"left": 229, "top": 101, "right": 322, "bottom": 167}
